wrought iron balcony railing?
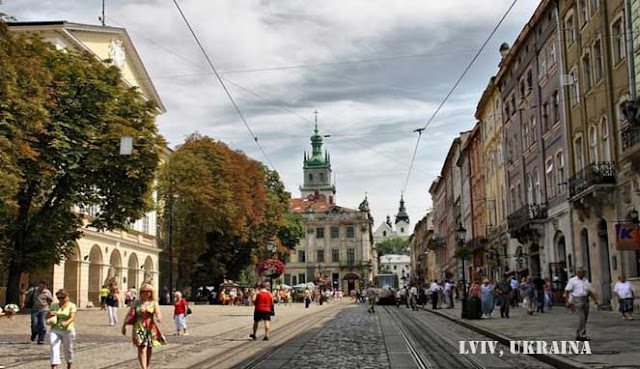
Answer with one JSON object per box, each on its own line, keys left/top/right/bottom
{"left": 622, "top": 126, "right": 640, "bottom": 151}
{"left": 568, "top": 162, "right": 616, "bottom": 198}
{"left": 507, "top": 203, "right": 547, "bottom": 232}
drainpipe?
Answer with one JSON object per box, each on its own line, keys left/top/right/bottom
{"left": 554, "top": 0, "right": 577, "bottom": 275}
{"left": 627, "top": 0, "right": 637, "bottom": 101}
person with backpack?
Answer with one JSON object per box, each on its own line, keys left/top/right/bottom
{"left": 22, "top": 280, "right": 53, "bottom": 344}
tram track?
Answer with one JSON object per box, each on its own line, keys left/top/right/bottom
{"left": 384, "top": 306, "right": 487, "bottom": 369}
{"left": 191, "top": 303, "right": 344, "bottom": 369}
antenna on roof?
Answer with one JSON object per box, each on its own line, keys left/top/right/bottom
{"left": 99, "top": 0, "right": 106, "bottom": 26}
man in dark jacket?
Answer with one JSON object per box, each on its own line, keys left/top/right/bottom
{"left": 496, "top": 275, "right": 512, "bottom": 318}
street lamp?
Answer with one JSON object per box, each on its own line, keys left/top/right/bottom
{"left": 267, "top": 239, "right": 275, "bottom": 292}
{"left": 456, "top": 224, "right": 468, "bottom": 319}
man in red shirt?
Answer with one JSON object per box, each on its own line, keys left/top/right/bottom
{"left": 250, "top": 283, "right": 273, "bottom": 341}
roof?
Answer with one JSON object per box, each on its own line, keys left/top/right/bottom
{"left": 289, "top": 198, "right": 357, "bottom": 214}
{"left": 7, "top": 21, "right": 166, "bottom": 113}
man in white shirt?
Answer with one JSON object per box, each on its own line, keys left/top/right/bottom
{"left": 429, "top": 280, "right": 441, "bottom": 309}
{"left": 613, "top": 275, "right": 635, "bottom": 320}
{"left": 443, "top": 280, "right": 453, "bottom": 309}
{"left": 409, "top": 285, "right": 418, "bottom": 311}
{"left": 564, "top": 267, "right": 597, "bottom": 341}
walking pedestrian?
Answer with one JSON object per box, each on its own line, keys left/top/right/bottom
{"left": 122, "top": 283, "right": 166, "bottom": 369}
{"left": 100, "top": 285, "right": 109, "bottom": 310}
{"left": 509, "top": 276, "right": 519, "bottom": 308}
{"left": 543, "top": 279, "right": 554, "bottom": 310}
{"left": 613, "top": 275, "right": 634, "bottom": 320}
{"left": 564, "top": 267, "right": 597, "bottom": 341}
{"left": 444, "top": 279, "right": 453, "bottom": 309}
{"left": 366, "top": 285, "right": 377, "bottom": 313}
{"left": 480, "top": 279, "right": 494, "bottom": 318}
{"left": 533, "top": 276, "right": 546, "bottom": 313}
{"left": 173, "top": 291, "right": 189, "bottom": 336}
{"left": 250, "top": 283, "right": 273, "bottom": 341}
{"left": 48, "top": 289, "right": 77, "bottom": 369}
{"left": 409, "top": 285, "right": 418, "bottom": 311}
{"left": 496, "top": 275, "right": 512, "bottom": 318}
{"left": 429, "top": 280, "right": 440, "bottom": 309}
{"left": 303, "top": 288, "right": 312, "bottom": 308}
{"left": 522, "top": 277, "right": 535, "bottom": 315}
{"left": 106, "top": 287, "right": 119, "bottom": 326}
{"left": 23, "top": 280, "right": 53, "bottom": 344}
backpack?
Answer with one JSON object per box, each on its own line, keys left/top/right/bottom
{"left": 25, "top": 288, "right": 36, "bottom": 309}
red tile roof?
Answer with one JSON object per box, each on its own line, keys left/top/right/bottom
{"left": 289, "top": 197, "right": 357, "bottom": 214}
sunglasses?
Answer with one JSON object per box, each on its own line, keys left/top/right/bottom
{"left": 56, "top": 295, "right": 67, "bottom": 299}
{"left": 141, "top": 290, "right": 152, "bottom": 293}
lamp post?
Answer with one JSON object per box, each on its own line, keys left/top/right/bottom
{"left": 167, "top": 189, "right": 178, "bottom": 304}
{"left": 457, "top": 224, "right": 468, "bottom": 319}
{"left": 267, "top": 239, "right": 275, "bottom": 292}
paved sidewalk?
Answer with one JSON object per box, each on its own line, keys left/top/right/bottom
{"left": 426, "top": 302, "right": 640, "bottom": 368}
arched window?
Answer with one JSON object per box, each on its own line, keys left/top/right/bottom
{"left": 589, "top": 126, "right": 598, "bottom": 163}
{"left": 526, "top": 175, "right": 534, "bottom": 204}
{"left": 574, "top": 137, "right": 584, "bottom": 170}
{"left": 308, "top": 173, "right": 313, "bottom": 182}
{"left": 320, "top": 172, "right": 325, "bottom": 183}
{"left": 601, "top": 118, "right": 611, "bottom": 162}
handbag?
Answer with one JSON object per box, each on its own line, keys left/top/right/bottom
{"left": 270, "top": 304, "right": 275, "bottom": 316}
{"left": 124, "top": 307, "right": 136, "bottom": 325}
{"left": 46, "top": 315, "right": 57, "bottom": 326}
{"left": 186, "top": 307, "right": 192, "bottom": 315}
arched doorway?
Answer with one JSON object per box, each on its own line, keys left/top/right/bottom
{"left": 343, "top": 273, "right": 360, "bottom": 294}
{"left": 108, "top": 250, "right": 122, "bottom": 288}
{"left": 88, "top": 245, "right": 103, "bottom": 305}
{"left": 63, "top": 245, "right": 81, "bottom": 304}
{"left": 529, "top": 243, "right": 541, "bottom": 278}
{"left": 598, "top": 219, "right": 612, "bottom": 307}
{"left": 143, "top": 256, "right": 154, "bottom": 285}
{"left": 580, "top": 228, "right": 591, "bottom": 281}
{"left": 127, "top": 253, "right": 139, "bottom": 290}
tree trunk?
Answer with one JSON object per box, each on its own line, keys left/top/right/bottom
{"left": 6, "top": 260, "right": 23, "bottom": 305}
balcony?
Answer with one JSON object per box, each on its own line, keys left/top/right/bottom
{"left": 507, "top": 203, "right": 547, "bottom": 232}
{"left": 621, "top": 126, "right": 640, "bottom": 167}
{"left": 568, "top": 162, "right": 616, "bottom": 198}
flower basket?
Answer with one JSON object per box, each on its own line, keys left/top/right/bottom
{"left": 257, "top": 259, "right": 286, "bottom": 278}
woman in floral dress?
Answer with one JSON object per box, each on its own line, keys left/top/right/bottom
{"left": 122, "top": 284, "right": 166, "bottom": 369}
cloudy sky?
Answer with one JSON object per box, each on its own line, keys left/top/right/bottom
{"left": 2, "top": 0, "right": 540, "bottom": 229}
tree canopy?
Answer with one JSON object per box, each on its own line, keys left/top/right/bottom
{"left": 376, "top": 237, "right": 409, "bottom": 256}
{"left": 158, "top": 134, "right": 303, "bottom": 288}
{"left": 0, "top": 22, "right": 164, "bottom": 303}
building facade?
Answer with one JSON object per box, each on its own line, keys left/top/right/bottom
{"left": 3, "top": 21, "right": 166, "bottom": 307}
{"left": 286, "top": 125, "right": 374, "bottom": 293}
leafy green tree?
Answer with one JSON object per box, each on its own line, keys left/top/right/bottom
{"left": 158, "top": 135, "right": 304, "bottom": 288}
{"left": 376, "top": 237, "right": 409, "bottom": 257}
{"left": 0, "top": 23, "right": 164, "bottom": 303}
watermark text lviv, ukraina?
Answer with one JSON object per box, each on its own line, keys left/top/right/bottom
{"left": 459, "top": 341, "right": 592, "bottom": 357}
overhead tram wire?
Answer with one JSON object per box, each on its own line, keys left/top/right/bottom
{"left": 109, "top": 16, "right": 434, "bottom": 178}
{"left": 402, "top": 0, "right": 519, "bottom": 194}
{"left": 170, "top": 0, "right": 277, "bottom": 170}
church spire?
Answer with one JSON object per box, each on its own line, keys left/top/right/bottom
{"left": 395, "top": 194, "right": 410, "bottom": 224}
{"left": 304, "top": 110, "right": 329, "bottom": 168}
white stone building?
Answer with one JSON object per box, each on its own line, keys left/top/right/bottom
{"left": 3, "top": 21, "right": 166, "bottom": 307}
{"left": 373, "top": 196, "right": 412, "bottom": 246}
{"left": 379, "top": 254, "right": 411, "bottom": 287}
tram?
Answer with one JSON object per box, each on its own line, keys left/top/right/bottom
{"left": 373, "top": 273, "right": 399, "bottom": 305}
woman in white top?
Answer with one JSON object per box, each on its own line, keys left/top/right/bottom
{"left": 613, "top": 276, "right": 634, "bottom": 320}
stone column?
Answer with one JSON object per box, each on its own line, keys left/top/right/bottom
{"left": 52, "top": 261, "right": 66, "bottom": 294}
{"left": 117, "top": 266, "right": 129, "bottom": 305}
{"left": 78, "top": 261, "right": 90, "bottom": 308}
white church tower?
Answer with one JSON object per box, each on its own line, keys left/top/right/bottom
{"left": 394, "top": 195, "right": 411, "bottom": 236}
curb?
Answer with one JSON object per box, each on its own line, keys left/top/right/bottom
{"left": 423, "top": 307, "right": 590, "bottom": 369}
